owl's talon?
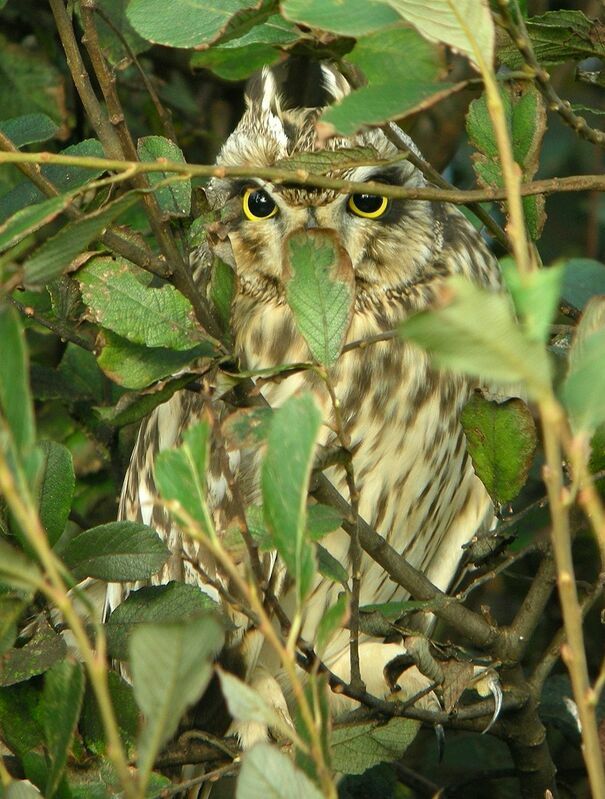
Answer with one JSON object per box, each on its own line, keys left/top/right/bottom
{"left": 435, "top": 723, "right": 445, "bottom": 762}
{"left": 482, "top": 675, "right": 503, "bottom": 734}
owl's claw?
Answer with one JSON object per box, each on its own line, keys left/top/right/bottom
{"left": 481, "top": 675, "right": 503, "bottom": 734}
{"left": 435, "top": 723, "right": 446, "bottom": 762}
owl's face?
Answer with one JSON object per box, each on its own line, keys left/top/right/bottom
{"left": 207, "top": 68, "right": 443, "bottom": 303}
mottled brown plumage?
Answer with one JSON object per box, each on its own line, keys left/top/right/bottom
{"left": 107, "top": 65, "right": 501, "bottom": 742}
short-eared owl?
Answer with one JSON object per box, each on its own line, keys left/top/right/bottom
{"left": 107, "top": 63, "right": 500, "bottom": 742}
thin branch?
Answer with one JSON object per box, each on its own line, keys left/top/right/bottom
{"left": 321, "top": 368, "right": 364, "bottom": 694}
{"left": 0, "top": 452, "right": 138, "bottom": 799}
{"left": 311, "top": 474, "right": 500, "bottom": 651}
{"left": 384, "top": 122, "right": 510, "bottom": 250}
{"left": 529, "top": 575, "right": 605, "bottom": 696}
{"left": 91, "top": 3, "right": 178, "bottom": 143}
{"left": 10, "top": 297, "right": 95, "bottom": 351}
{"left": 539, "top": 399, "right": 605, "bottom": 796}
{"left": 0, "top": 150, "right": 603, "bottom": 202}
{"left": 496, "top": 0, "right": 605, "bottom": 149}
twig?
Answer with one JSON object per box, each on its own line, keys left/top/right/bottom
{"left": 91, "top": 3, "right": 178, "bottom": 143}
{"left": 320, "top": 368, "right": 364, "bottom": 694}
{"left": 0, "top": 452, "right": 138, "bottom": 799}
{"left": 384, "top": 122, "right": 510, "bottom": 250}
{"left": 311, "top": 474, "right": 500, "bottom": 651}
{"left": 529, "top": 574, "right": 604, "bottom": 696}
{"left": 496, "top": 0, "right": 605, "bottom": 149}
{"left": 539, "top": 398, "right": 605, "bottom": 796}
{"left": 10, "top": 297, "right": 95, "bottom": 351}
{"left": 0, "top": 151, "right": 603, "bottom": 202}
{"left": 77, "top": 2, "right": 222, "bottom": 342}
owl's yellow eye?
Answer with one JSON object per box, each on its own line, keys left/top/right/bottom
{"left": 242, "top": 187, "right": 278, "bottom": 221}
{"left": 348, "top": 193, "right": 389, "bottom": 219}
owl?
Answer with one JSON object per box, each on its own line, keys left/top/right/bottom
{"left": 105, "top": 63, "right": 501, "bottom": 746}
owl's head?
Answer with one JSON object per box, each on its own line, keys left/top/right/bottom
{"left": 207, "top": 63, "right": 442, "bottom": 299}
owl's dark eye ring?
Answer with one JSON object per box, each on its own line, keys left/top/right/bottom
{"left": 348, "top": 193, "right": 389, "bottom": 219}
{"left": 242, "top": 187, "right": 278, "bottom": 221}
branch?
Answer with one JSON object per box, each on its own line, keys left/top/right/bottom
{"left": 0, "top": 151, "right": 603, "bottom": 202}
{"left": 311, "top": 474, "right": 500, "bottom": 651}
{"left": 539, "top": 399, "right": 605, "bottom": 796}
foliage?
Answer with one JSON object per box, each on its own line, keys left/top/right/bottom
{"left": 0, "top": 1, "right": 603, "bottom": 798}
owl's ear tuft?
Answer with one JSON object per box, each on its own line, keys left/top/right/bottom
{"left": 245, "top": 67, "right": 282, "bottom": 116}
{"left": 320, "top": 64, "right": 351, "bottom": 104}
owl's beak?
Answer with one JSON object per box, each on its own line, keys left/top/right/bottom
{"left": 304, "top": 208, "right": 318, "bottom": 229}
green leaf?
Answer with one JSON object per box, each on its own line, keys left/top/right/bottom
{"left": 96, "top": 330, "right": 213, "bottom": 389}
{"left": 330, "top": 717, "right": 420, "bottom": 774}
{"left": 561, "top": 258, "right": 605, "bottom": 313}
{"left": 37, "top": 441, "right": 75, "bottom": 548}
{"left": 399, "top": 277, "right": 551, "bottom": 398}
{"left": 0, "top": 591, "right": 28, "bottom": 655}
{"left": 106, "top": 583, "right": 220, "bottom": 661}
{"left": 191, "top": 43, "right": 280, "bottom": 81}
{"left": 61, "top": 521, "right": 170, "bottom": 581}
{"left": 209, "top": 258, "right": 235, "bottom": 333}
{"left": 130, "top": 616, "right": 224, "bottom": 785}
{"left": 316, "top": 543, "right": 349, "bottom": 586}
{"left": 42, "top": 658, "right": 85, "bottom": 798}
{"left": 467, "top": 84, "right": 547, "bottom": 240}
{"left": 274, "top": 147, "right": 382, "bottom": 174}
{"left": 384, "top": 0, "right": 495, "bottom": 68}
{"left": 24, "top": 193, "right": 140, "bottom": 287}
{"left": 5, "top": 781, "right": 44, "bottom": 798}
{"left": 155, "top": 420, "right": 215, "bottom": 537}
{"left": 0, "top": 682, "right": 44, "bottom": 758}
{"left": 0, "top": 305, "right": 35, "bottom": 455}
{"left": 137, "top": 136, "right": 191, "bottom": 217}
{"left": 262, "top": 394, "right": 322, "bottom": 603}
{"left": 282, "top": 0, "right": 399, "bottom": 36}
{"left": 0, "top": 622, "right": 66, "bottom": 687}
{"left": 0, "top": 539, "right": 41, "bottom": 594}
{"left": 322, "top": 27, "right": 456, "bottom": 135}
{"left": 499, "top": 10, "right": 605, "bottom": 69}
{"left": 94, "top": 375, "right": 194, "bottom": 428}
{"left": 0, "top": 114, "right": 58, "bottom": 148}
{"left": 460, "top": 395, "right": 537, "bottom": 505}
{"left": 236, "top": 743, "right": 324, "bottom": 799}
{"left": 561, "top": 298, "right": 605, "bottom": 434}
{"left": 79, "top": 256, "right": 204, "bottom": 350}
{"left": 127, "top": 0, "right": 259, "bottom": 48}
{"left": 191, "top": 12, "right": 299, "bottom": 78}
{"left": 317, "top": 593, "right": 349, "bottom": 653}
{"left": 0, "top": 195, "right": 74, "bottom": 254}
{"left": 81, "top": 671, "right": 139, "bottom": 756}
{"left": 0, "top": 34, "right": 66, "bottom": 128}
{"left": 217, "top": 669, "right": 295, "bottom": 743}
{"left": 501, "top": 261, "right": 565, "bottom": 342}
{"left": 306, "top": 503, "right": 343, "bottom": 540}
{"left": 285, "top": 229, "right": 354, "bottom": 367}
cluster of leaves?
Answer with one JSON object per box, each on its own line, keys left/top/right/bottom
{"left": 0, "top": 1, "right": 604, "bottom": 798}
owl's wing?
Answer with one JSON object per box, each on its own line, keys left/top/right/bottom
{"left": 103, "top": 386, "right": 258, "bottom": 623}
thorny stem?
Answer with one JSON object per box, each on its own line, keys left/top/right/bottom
{"left": 539, "top": 397, "right": 605, "bottom": 797}
{"left": 0, "top": 150, "right": 603, "bottom": 203}
{"left": 0, "top": 453, "right": 138, "bottom": 799}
